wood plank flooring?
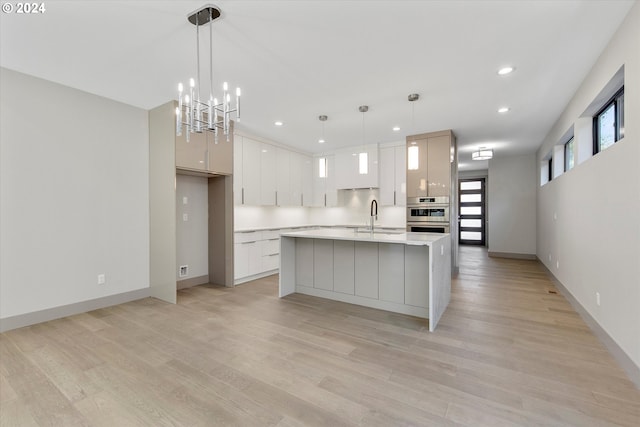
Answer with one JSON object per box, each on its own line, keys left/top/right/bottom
{"left": 1, "top": 245, "right": 639, "bottom": 426}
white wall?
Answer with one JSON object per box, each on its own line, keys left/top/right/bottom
{"left": 234, "top": 189, "right": 406, "bottom": 231}
{"left": 487, "top": 154, "right": 537, "bottom": 256}
{"left": 176, "top": 175, "right": 208, "bottom": 280}
{"left": 0, "top": 68, "right": 149, "bottom": 319}
{"left": 536, "top": 3, "right": 640, "bottom": 370}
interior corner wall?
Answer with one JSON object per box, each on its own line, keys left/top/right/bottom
{"left": 0, "top": 68, "right": 150, "bottom": 319}
{"left": 487, "top": 154, "right": 537, "bottom": 256}
{"left": 536, "top": 3, "right": 640, "bottom": 371}
{"left": 176, "top": 174, "right": 208, "bottom": 280}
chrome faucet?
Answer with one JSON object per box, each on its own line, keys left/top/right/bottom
{"left": 370, "top": 199, "right": 378, "bottom": 232}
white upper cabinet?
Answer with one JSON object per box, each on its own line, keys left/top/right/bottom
{"left": 334, "top": 144, "right": 379, "bottom": 189}
{"left": 242, "top": 137, "right": 261, "bottom": 205}
{"left": 301, "top": 154, "right": 313, "bottom": 207}
{"left": 276, "top": 147, "right": 292, "bottom": 206}
{"left": 260, "top": 143, "right": 277, "bottom": 205}
{"left": 380, "top": 144, "right": 407, "bottom": 206}
{"left": 313, "top": 154, "right": 338, "bottom": 207}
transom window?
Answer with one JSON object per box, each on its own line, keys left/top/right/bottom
{"left": 594, "top": 87, "right": 624, "bottom": 153}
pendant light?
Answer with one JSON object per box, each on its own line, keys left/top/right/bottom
{"left": 176, "top": 5, "right": 241, "bottom": 143}
{"left": 407, "top": 93, "right": 420, "bottom": 171}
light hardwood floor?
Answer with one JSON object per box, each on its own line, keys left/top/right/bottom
{"left": 1, "top": 246, "right": 639, "bottom": 426}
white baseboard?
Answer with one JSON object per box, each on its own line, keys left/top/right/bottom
{"left": 539, "top": 260, "right": 640, "bottom": 389}
{"left": 0, "top": 288, "right": 151, "bottom": 333}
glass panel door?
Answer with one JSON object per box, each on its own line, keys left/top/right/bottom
{"left": 458, "top": 178, "right": 486, "bottom": 245}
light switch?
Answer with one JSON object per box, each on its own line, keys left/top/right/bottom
{"left": 183, "top": 213, "right": 188, "bottom": 222}
{"left": 183, "top": 196, "right": 188, "bottom": 205}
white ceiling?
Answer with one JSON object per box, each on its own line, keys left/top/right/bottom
{"left": 1, "top": 0, "right": 634, "bottom": 170}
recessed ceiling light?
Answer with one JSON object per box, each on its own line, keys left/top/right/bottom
{"left": 318, "top": 139, "right": 325, "bottom": 144}
{"left": 498, "top": 107, "right": 510, "bottom": 113}
{"left": 393, "top": 126, "right": 400, "bottom": 131}
{"left": 498, "top": 66, "right": 514, "bottom": 75}
{"left": 274, "top": 121, "right": 283, "bottom": 126}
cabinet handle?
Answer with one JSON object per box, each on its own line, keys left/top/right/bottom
{"left": 275, "top": 191, "right": 278, "bottom": 206}
{"left": 324, "top": 193, "right": 327, "bottom": 207}
{"left": 241, "top": 241, "right": 257, "bottom": 244}
{"left": 394, "top": 190, "right": 396, "bottom": 206}
{"left": 301, "top": 194, "right": 303, "bottom": 206}
{"left": 241, "top": 188, "right": 245, "bottom": 204}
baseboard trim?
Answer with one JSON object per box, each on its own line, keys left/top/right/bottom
{"left": 177, "top": 275, "right": 209, "bottom": 290}
{"left": 488, "top": 251, "right": 537, "bottom": 260}
{"left": 0, "top": 288, "right": 152, "bottom": 333}
{"left": 538, "top": 259, "right": 640, "bottom": 389}
{"left": 234, "top": 269, "right": 278, "bottom": 285}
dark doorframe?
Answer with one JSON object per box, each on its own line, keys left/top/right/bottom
{"left": 458, "top": 178, "right": 486, "bottom": 245}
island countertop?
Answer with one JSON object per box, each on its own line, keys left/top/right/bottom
{"left": 280, "top": 228, "right": 449, "bottom": 246}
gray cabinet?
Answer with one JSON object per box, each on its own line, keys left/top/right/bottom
{"left": 405, "top": 245, "right": 429, "bottom": 308}
{"left": 379, "top": 244, "right": 405, "bottom": 304}
{"left": 354, "top": 242, "right": 378, "bottom": 299}
{"left": 295, "top": 238, "right": 314, "bottom": 287}
{"left": 333, "top": 240, "right": 355, "bottom": 294}
{"left": 313, "top": 240, "right": 334, "bottom": 290}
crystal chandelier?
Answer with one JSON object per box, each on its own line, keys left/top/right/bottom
{"left": 176, "top": 5, "right": 241, "bottom": 142}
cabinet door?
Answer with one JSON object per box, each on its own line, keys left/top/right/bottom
{"left": 208, "top": 131, "right": 233, "bottom": 175}
{"left": 289, "top": 152, "right": 303, "bottom": 206}
{"left": 379, "top": 244, "right": 404, "bottom": 304}
{"left": 295, "top": 238, "right": 314, "bottom": 287}
{"left": 247, "top": 241, "right": 262, "bottom": 276}
{"left": 242, "top": 137, "right": 261, "bottom": 205}
{"left": 313, "top": 240, "right": 334, "bottom": 291}
{"left": 325, "top": 155, "right": 338, "bottom": 207}
{"left": 335, "top": 150, "right": 356, "bottom": 190}
{"left": 175, "top": 129, "right": 207, "bottom": 171}
{"left": 233, "top": 137, "right": 243, "bottom": 205}
{"left": 394, "top": 145, "right": 407, "bottom": 206}
{"left": 406, "top": 138, "right": 428, "bottom": 197}
{"left": 354, "top": 242, "right": 378, "bottom": 299}
{"left": 405, "top": 245, "right": 429, "bottom": 308}
{"left": 334, "top": 240, "right": 355, "bottom": 294}
{"left": 260, "top": 143, "right": 277, "bottom": 205}
{"left": 379, "top": 146, "right": 395, "bottom": 206}
{"left": 301, "top": 155, "right": 313, "bottom": 207}
{"left": 426, "top": 135, "right": 450, "bottom": 197}
{"left": 234, "top": 243, "right": 249, "bottom": 279}
{"left": 276, "top": 148, "right": 291, "bottom": 206}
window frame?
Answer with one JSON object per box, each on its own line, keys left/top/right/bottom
{"left": 564, "top": 136, "right": 574, "bottom": 172}
{"left": 593, "top": 86, "right": 624, "bottom": 154}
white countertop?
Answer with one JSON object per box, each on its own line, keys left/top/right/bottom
{"left": 280, "top": 228, "right": 449, "bottom": 246}
{"left": 235, "top": 224, "right": 405, "bottom": 233}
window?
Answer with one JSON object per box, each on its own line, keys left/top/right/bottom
{"left": 594, "top": 87, "right": 624, "bottom": 153}
{"left": 564, "top": 137, "right": 574, "bottom": 172}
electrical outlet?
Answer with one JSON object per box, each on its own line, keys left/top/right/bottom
{"left": 97, "top": 274, "right": 106, "bottom": 285}
{"left": 440, "top": 245, "right": 444, "bottom": 256}
{"left": 182, "top": 196, "right": 188, "bottom": 205}
{"left": 596, "top": 292, "right": 600, "bottom": 306}
{"left": 179, "top": 265, "right": 188, "bottom": 278}
{"left": 556, "top": 260, "right": 560, "bottom": 269}
{"left": 183, "top": 213, "right": 188, "bottom": 222}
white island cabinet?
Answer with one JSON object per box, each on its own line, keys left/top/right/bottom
{"left": 279, "top": 229, "right": 451, "bottom": 331}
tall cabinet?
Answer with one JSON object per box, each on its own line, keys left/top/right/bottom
{"left": 149, "top": 101, "right": 235, "bottom": 303}
{"left": 406, "top": 130, "right": 452, "bottom": 198}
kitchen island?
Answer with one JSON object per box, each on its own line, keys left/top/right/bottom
{"left": 279, "top": 229, "right": 451, "bottom": 331}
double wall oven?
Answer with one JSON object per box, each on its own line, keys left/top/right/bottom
{"left": 406, "top": 196, "right": 450, "bottom": 233}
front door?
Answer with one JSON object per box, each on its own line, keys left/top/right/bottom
{"left": 458, "top": 178, "right": 486, "bottom": 245}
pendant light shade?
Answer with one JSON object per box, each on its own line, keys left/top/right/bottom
{"left": 472, "top": 148, "right": 493, "bottom": 161}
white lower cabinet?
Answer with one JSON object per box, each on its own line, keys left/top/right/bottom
{"left": 235, "top": 229, "right": 282, "bottom": 283}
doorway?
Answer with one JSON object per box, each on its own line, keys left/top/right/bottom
{"left": 458, "top": 178, "right": 486, "bottom": 245}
